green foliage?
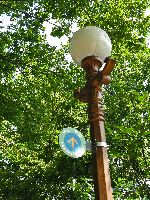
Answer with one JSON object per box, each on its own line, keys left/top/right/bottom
{"left": 0, "top": 0, "right": 150, "bottom": 199}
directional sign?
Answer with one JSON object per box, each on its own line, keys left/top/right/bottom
{"left": 59, "top": 127, "right": 86, "bottom": 158}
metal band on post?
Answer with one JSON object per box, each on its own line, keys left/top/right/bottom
{"left": 96, "top": 142, "right": 108, "bottom": 148}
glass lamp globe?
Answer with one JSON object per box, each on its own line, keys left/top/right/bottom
{"left": 70, "top": 26, "right": 112, "bottom": 65}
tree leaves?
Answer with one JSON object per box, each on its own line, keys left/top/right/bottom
{"left": 0, "top": 0, "right": 150, "bottom": 199}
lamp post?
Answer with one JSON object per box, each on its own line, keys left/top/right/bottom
{"left": 70, "top": 26, "right": 116, "bottom": 200}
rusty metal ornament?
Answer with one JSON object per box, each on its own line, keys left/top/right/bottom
{"left": 74, "top": 56, "right": 116, "bottom": 104}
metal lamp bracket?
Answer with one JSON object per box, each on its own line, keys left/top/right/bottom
{"left": 96, "top": 142, "right": 108, "bottom": 148}
{"left": 86, "top": 141, "right": 108, "bottom": 151}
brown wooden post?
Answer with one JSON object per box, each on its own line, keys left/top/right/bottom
{"left": 74, "top": 56, "right": 116, "bottom": 200}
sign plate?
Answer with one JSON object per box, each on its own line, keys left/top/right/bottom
{"left": 59, "top": 127, "right": 86, "bottom": 158}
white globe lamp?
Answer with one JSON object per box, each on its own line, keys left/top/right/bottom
{"left": 70, "top": 26, "right": 112, "bottom": 65}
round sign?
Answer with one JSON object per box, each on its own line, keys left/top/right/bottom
{"left": 59, "top": 127, "right": 86, "bottom": 158}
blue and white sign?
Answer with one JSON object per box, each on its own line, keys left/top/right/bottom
{"left": 59, "top": 127, "right": 86, "bottom": 158}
